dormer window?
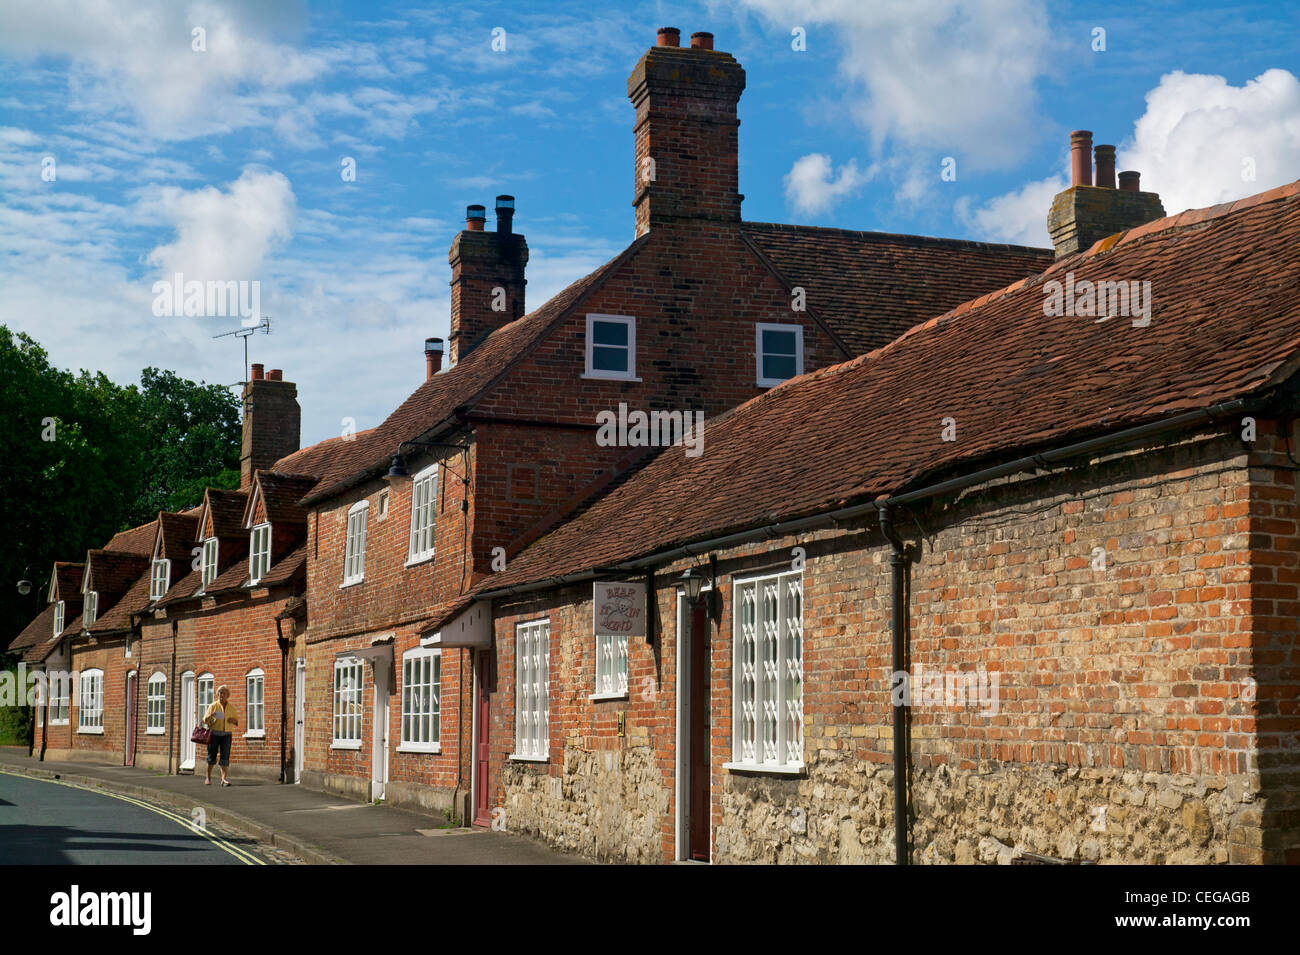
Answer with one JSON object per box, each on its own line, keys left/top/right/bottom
{"left": 584, "top": 314, "right": 637, "bottom": 381}
{"left": 83, "top": 591, "right": 98, "bottom": 627}
{"left": 150, "top": 559, "right": 170, "bottom": 600}
{"left": 249, "top": 524, "right": 271, "bottom": 585}
{"left": 53, "top": 600, "right": 65, "bottom": 637}
{"left": 343, "top": 501, "right": 368, "bottom": 586}
{"left": 201, "top": 537, "right": 219, "bottom": 589}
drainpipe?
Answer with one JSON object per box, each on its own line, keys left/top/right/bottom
{"left": 879, "top": 503, "right": 909, "bottom": 866}
{"left": 170, "top": 620, "right": 178, "bottom": 775}
{"left": 276, "top": 617, "right": 289, "bottom": 784}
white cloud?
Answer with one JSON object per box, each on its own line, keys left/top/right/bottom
{"left": 1121, "top": 69, "right": 1300, "bottom": 215}
{"left": 958, "top": 68, "right": 1300, "bottom": 245}
{"left": 142, "top": 168, "right": 296, "bottom": 282}
{"left": 955, "top": 174, "right": 1064, "bottom": 247}
{"left": 739, "top": 0, "right": 1055, "bottom": 170}
{"left": 783, "top": 153, "right": 874, "bottom": 214}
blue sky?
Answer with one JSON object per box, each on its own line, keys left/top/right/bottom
{"left": 1, "top": 0, "right": 1297, "bottom": 445}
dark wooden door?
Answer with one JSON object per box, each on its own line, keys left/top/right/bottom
{"left": 474, "top": 652, "right": 492, "bottom": 827}
{"left": 688, "top": 600, "right": 710, "bottom": 861}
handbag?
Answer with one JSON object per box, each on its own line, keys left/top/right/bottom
{"left": 191, "top": 723, "right": 212, "bottom": 745}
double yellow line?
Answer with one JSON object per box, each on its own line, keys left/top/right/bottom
{"left": 0, "top": 768, "right": 264, "bottom": 865}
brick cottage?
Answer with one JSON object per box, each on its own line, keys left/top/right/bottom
{"left": 13, "top": 28, "right": 1287, "bottom": 865}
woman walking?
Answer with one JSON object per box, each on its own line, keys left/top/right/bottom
{"left": 202, "top": 685, "right": 239, "bottom": 786}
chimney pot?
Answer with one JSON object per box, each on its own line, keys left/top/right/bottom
{"left": 495, "top": 194, "right": 515, "bottom": 235}
{"left": 1094, "top": 144, "right": 1116, "bottom": 189}
{"left": 267, "top": 368, "right": 283, "bottom": 381}
{"left": 657, "top": 27, "right": 680, "bottom": 47}
{"left": 250, "top": 363, "right": 265, "bottom": 381}
{"left": 690, "top": 31, "right": 713, "bottom": 49}
{"left": 425, "top": 337, "right": 444, "bottom": 379}
{"left": 1119, "top": 170, "right": 1141, "bottom": 192}
{"left": 466, "top": 204, "right": 486, "bottom": 231}
{"left": 1070, "top": 130, "right": 1093, "bottom": 187}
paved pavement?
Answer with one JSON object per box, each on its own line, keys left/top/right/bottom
{"left": 0, "top": 748, "right": 589, "bottom": 865}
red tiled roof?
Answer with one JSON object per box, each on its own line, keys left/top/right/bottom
{"left": 158, "top": 511, "right": 201, "bottom": 560}
{"left": 301, "top": 238, "right": 648, "bottom": 505}
{"left": 87, "top": 549, "right": 150, "bottom": 598}
{"left": 88, "top": 571, "right": 151, "bottom": 636}
{"left": 481, "top": 179, "right": 1300, "bottom": 593}
{"left": 274, "top": 429, "right": 375, "bottom": 478}
{"left": 203, "top": 488, "right": 249, "bottom": 539}
{"left": 50, "top": 562, "right": 85, "bottom": 602}
{"left": 251, "top": 472, "right": 318, "bottom": 526}
{"left": 8, "top": 603, "right": 57, "bottom": 653}
{"left": 155, "top": 568, "right": 201, "bottom": 608}
{"left": 741, "top": 223, "right": 1054, "bottom": 355}
{"left": 104, "top": 521, "right": 156, "bottom": 557}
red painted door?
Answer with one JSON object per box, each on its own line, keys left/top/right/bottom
{"left": 474, "top": 652, "right": 492, "bottom": 827}
{"left": 124, "top": 672, "right": 136, "bottom": 767}
{"left": 688, "top": 600, "right": 710, "bottom": 861}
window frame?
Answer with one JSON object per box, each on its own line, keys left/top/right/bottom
{"left": 78, "top": 668, "right": 104, "bottom": 734}
{"left": 201, "top": 536, "right": 219, "bottom": 591}
{"left": 583, "top": 314, "right": 638, "bottom": 382}
{"left": 50, "top": 670, "right": 70, "bottom": 725}
{"left": 245, "top": 668, "right": 265, "bottom": 738}
{"left": 755, "top": 322, "right": 805, "bottom": 388}
{"left": 332, "top": 657, "right": 364, "bottom": 749}
{"left": 198, "top": 673, "right": 215, "bottom": 716}
{"left": 248, "top": 523, "right": 272, "bottom": 586}
{"left": 83, "top": 590, "right": 98, "bottom": 627}
{"left": 150, "top": 558, "right": 170, "bottom": 600}
{"left": 146, "top": 673, "right": 167, "bottom": 734}
{"left": 398, "top": 647, "right": 442, "bottom": 753}
{"left": 342, "top": 501, "right": 368, "bottom": 586}
{"left": 726, "top": 569, "right": 804, "bottom": 774}
{"left": 406, "top": 464, "right": 439, "bottom": 566}
{"left": 511, "top": 619, "right": 551, "bottom": 761}
{"left": 53, "top": 600, "right": 64, "bottom": 637}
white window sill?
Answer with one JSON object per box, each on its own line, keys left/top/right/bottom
{"left": 404, "top": 552, "right": 435, "bottom": 568}
{"left": 396, "top": 743, "right": 442, "bottom": 754}
{"left": 247, "top": 580, "right": 263, "bottom": 588}
{"left": 723, "top": 761, "right": 805, "bottom": 776}
{"left": 589, "top": 691, "right": 629, "bottom": 702}
{"left": 243, "top": 731, "right": 266, "bottom": 739}
{"left": 508, "top": 753, "right": 548, "bottom": 763}
{"left": 340, "top": 578, "right": 364, "bottom": 589}
{"left": 756, "top": 378, "right": 795, "bottom": 389}
{"left": 331, "top": 740, "right": 363, "bottom": 750}
{"left": 581, "top": 373, "right": 642, "bottom": 383}
{"left": 77, "top": 726, "right": 104, "bottom": 735}
{"left": 50, "top": 719, "right": 69, "bottom": 727}
{"left": 146, "top": 728, "right": 166, "bottom": 736}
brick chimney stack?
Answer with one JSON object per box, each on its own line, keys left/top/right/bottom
{"left": 1048, "top": 130, "right": 1165, "bottom": 258}
{"left": 448, "top": 196, "right": 528, "bottom": 364}
{"left": 628, "top": 27, "right": 746, "bottom": 237}
{"left": 241, "top": 368, "right": 300, "bottom": 489}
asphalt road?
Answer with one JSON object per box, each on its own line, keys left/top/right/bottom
{"left": 0, "top": 771, "right": 262, "bottom": 865}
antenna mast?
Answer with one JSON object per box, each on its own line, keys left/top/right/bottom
{"left": 211, "top": 317, "right": 272, "bottom": 386}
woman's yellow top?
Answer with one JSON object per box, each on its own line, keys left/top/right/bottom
{"left": 203, "top": 700, "right": 239, "bottom": 733}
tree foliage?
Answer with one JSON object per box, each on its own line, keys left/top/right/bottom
{"left": 0, "top": 326, "right": 240, "bottom": 647}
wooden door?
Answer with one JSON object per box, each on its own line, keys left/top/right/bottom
{"left": 688, "top": 600, "right": 710, "bottom": 861}
{"left": 474, "top": 652, "right": 492, "bottom": 827}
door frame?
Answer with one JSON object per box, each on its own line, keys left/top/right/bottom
{"left": 124, "top": 670, "right": 137, "bottom": 767}
{"left": 179, "top": 671, "right": 196, "bottom": 771}
{"left": 293, "top": 659, "right": 305, "bottom": 784}
{"left": 370, "top": 659, "right": 391, "bottom": 801}
{"left": 675, "top": 584, "right": 713, "bottom": 862}
{"left": 472, "top": 650, "right": 492, "bottom": 827}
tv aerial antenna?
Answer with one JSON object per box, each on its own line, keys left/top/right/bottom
{"left": 212, "top": 316, "right": 272, "bottom": 386}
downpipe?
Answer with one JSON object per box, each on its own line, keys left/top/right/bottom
{"left": 880, "top": 503, "right": 910, "bottom": 866}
